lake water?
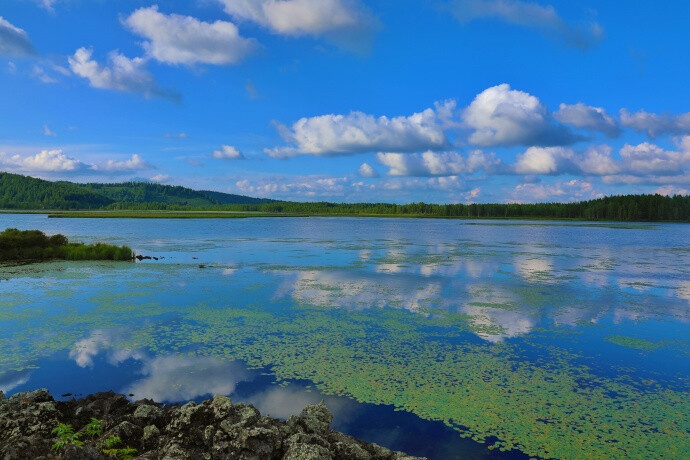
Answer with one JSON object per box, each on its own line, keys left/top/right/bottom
{"left": 1, "top": 214, "right": 688, "bottom": 459}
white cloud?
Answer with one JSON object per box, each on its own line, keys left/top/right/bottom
{"left": 42, "top": 124, "right": 56, "bottom": 137}
{"left": 213, "top": 145, "right": 245, "bottom": 160}
{"left": 0, "top": 16, "right": 36, "bottom": 56}
{"left": 575, "top": 145, "right": 620, "bottom": 175}
{"left": 266, "top": 104, "right": 450, "bottom": 157}
{"left": 124, "top": 6, "right": 257, "bottom": 66}
{"left": 39, "top": 0, "right": 57, "bottom": 12}
{"left": 93, "top": 154, "right": 152, "bottom": 172}
{"left": 514, "top": 146, "right": 570, "bottom": 174}
{"left": 377, "top": 150, "right": 500, "bottom": 176}
{"left": 620, "top": 109, "right": 690, "bottom": 138}
{"left": 554, "top": 103, "right": 620, "bottom": 137}
{"left": 236, "top": 175, "right": 351, "bottom": 198}
{"left": 150, "top": 174, "right": 171, "bottom": 183}
{"left": 655, "top": 185, "right": 688, "bottom": 196}
{"left": 357, "top": 162, "right": 378, "bottom": 178}
{"left": 462, "top": 84, "right": 578, "bottom": 147}
{"left": 218, "top": 0, "right": 377, "bottom": 50}
{"left": 68, "top": 47, "right": 178, "bottom": 100}
{"left": 0, "top": 149, "right": 86, "bottom": 173}
{"left": 0, "top": 150, "right": 152, "bottom": 175}
{"left": 451, "top": 0, "right": 603, "bottom": 50}
{"left": 618, "top": 141, "right": 690, "bottom": 175}
{"left": 512, "top": 179, "right": 597, "bottom": 202}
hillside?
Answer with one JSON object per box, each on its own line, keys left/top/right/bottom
{"left": 0, "top": 172, "right": 275, "bottom": 210}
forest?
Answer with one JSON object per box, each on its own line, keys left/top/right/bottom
{"left": 0, "top": 172, "right": 274, "bottom": 209}
{"left": 1, "top": 172, "right": 689, "bottom": 221}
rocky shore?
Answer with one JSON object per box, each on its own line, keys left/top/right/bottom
{"left": 0, "top": 389, "right": 424, "bottom": 460}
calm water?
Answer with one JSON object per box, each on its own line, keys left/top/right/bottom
{"left": 1, "top": 214, "right": 688, "bottom": 459}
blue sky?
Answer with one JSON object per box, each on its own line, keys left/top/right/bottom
{"left": 1, "top": 0, "right": 689, "bottom": 203}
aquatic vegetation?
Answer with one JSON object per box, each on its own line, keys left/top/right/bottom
{"left": 604, "top": 335, "right": 663, "bottom": 351}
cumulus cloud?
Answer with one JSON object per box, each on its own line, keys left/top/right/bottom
{"left": 377, "top": 150, "right": 500, "bottom": 176}
{"left": 512, "top": 141, "right": 690, "bottom": 177}
{"left": 511, "top": 179, "right": 597, "bottom": 202}
{"left": 150, "top": 174, "right": 171, "bottom": 182}
{"left": 451, "top": 0, "right": 603, "bottom": 50}
{"left": 124, "top": 6, "right": 257, "bottom": 66}
{"left": 218, "top": 0, "right": 377, "bottom": 50}
{"left": 92, "top": 154, "right": 152, "bottom": 172}
{"left": 0, "top": 16, "right": 36, "bottom": 56}
{"left": 554, "top": 103, "right": 620, "bottom": 137}
{"left": 575, "top": 145, "right": 620, "bottom": 175}
{"left": 619, "top": 109, "right": 690, "bottom": 138}
{"left": 236, "top": 175, "right": 350, "bottom": 198}
{"left": 266, "top": 104, "right": 451, "bottom": 157}
{"left": 0, "top": 149, "right": 87, "bottom": 173}
{"left": 618, "top": 141, "right": 690, "bottom": 175}
{"left": 213, "top": 145, "right": 245, "bottom": 160}
{"left": 514, "top": 146, "right": 571, "bottom": 174}
{"left": 0, "top": 150, "right": 152, "bottom": 175}
{"left": 68, "top": 47, "right": 179, "bottom": 100}
{"left": 357, "top": 162, "right": 378, "bottom": 178}
{"left": 462, "top": 84, "right": 579, "bottom": 147}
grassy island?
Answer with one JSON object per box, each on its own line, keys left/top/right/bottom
{"left": 0, "top": 228, "right": 133, "bottom": 262}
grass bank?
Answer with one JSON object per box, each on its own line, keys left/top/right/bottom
{"left": 0, "top": 228, "right": 133, "bottom": 262}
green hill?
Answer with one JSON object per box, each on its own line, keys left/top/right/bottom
{"left": 0, "top": 172, "right": 275, "bottom": 210}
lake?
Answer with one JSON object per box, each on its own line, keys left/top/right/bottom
{"left": 1, "top": 214, "right": 688, "bottom": 459}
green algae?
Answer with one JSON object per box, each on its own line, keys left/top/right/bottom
{"left": 2, "top": 292, "right": 688, "bottom": 459}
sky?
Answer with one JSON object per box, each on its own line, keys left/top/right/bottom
{"left": 1, "top": 0, "right": 690, "bottom": 203}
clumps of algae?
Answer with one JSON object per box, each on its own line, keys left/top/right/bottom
{"left": 3, "top": 293, "right": 689, "bottom": 460}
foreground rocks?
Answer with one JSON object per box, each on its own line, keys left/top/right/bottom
{"left": 0, "top": 389, "right": 425, "bottom": 460}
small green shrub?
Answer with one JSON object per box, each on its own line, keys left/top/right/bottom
{"left": 84, "top": 417, "right": 103, "bottom": 439}
{"left": 51, "top": 423, "right": 83, "bottom": 450}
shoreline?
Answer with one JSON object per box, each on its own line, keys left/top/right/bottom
{"left": 2, "top": 209, "right": 687, "bottom": 223}
{"left": 0, "top": 389, "right": 423, "bottom": 459}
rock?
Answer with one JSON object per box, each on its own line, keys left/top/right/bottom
{"left": 284, "top": 442, "right": 334, "bottom": 460}
{"left": 298, "top": 401, "right": 333, "bottom": 435}
{"left": 0, "top": 389, "right": 426, "bottom": 460}
{"left": 143, "top": 424, "right": 161, "bottom": 449}
{"left": 62, "top": 444, "right": 103, "bottom": 459}
{"left": 134, "top": 403, "right": 163, "bottom": 425}
{"left": 108, "top": 420, "right": 142, "bottom": 446}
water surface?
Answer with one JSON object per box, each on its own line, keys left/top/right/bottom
{"left": 1, "top": 215, "right": 688, "bottom": 459}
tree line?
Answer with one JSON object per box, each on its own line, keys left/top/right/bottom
{"left": 1, "top": 171, "right": 689, "bottom": 221}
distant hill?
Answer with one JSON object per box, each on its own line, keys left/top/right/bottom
{"left": 0, "top": 172, "right": 276, "bottom": 210}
